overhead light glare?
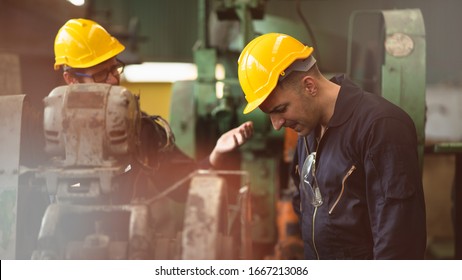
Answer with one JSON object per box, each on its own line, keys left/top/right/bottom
{"left": 67, "top": 0, "right": 85, "bottom": 6}
{"left": 123, "top": 62, "right": 197, "bottom": 83}
{"left": 123, "top": 62, "right": 225, "bottom": 83}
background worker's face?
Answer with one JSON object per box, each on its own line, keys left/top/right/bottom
{"left": 259, "top": 76, "right": 320, "bottom": 136}
{"left": 63, "top": 57, "right": 123, "bottom": 85}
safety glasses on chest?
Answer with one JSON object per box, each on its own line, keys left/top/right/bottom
{"left": 301, "top": 151, "right": 323, "bottom": 207}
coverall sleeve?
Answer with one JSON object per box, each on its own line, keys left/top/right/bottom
{"left": 364, "top": 118, "right": 427, "bottom": 259}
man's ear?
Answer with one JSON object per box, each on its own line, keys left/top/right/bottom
{"left": 63, "top": 71, "right": 76, "bottom": 85}
{"left": 302, "top": 75, "right": 317, "bottom": 95}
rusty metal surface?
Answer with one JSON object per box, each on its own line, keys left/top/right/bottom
{"left": 32, "top": 203, "right": 151, "bottom": 259}
{"left": 0, "top": 53, "right": 21, "bottom": 95}
{"left": 43, "top": 84, "right": 139, "bottom": 167}
{"left": 238, "top": 185, "right": 253, "bottom": 259}
{"left": 182, "top": 174, "right": 228, "bottom": 259}
{"left": 0, "top": 94, "right": 26, "bottom": 259}
{"left": 41, "top": 84, "right": 140, "bottom": 198}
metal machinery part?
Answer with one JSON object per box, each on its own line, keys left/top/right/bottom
{"left": 0, "top": 53, "right": 22, "bottom": 95}
{"left": 182, "top": 171, "right": 252, "bottom": 260}
{"left": 182, "top": 175, "right": 230, "bottom": 259}
{"left": 144, "top": 169, "right": 252, "bottom": 260}
{"left": 0, "top": 52, "right": 48, "bottom": 260}
{"left": 347, "top": 9, "right": 426, "bottom": 169}
{"left": 0, "top": 83, "right": 252, "bottom": 259}
{"left": 42, "top": 84, "right": 139, "bottom": 168}
{"left": 348, "top": 9, "right": 462, "bottom": 259}
{"left": 39, "top": 84, "right": 139, "bottom": 198}
{"left": 345, "top": 9, "right": 462, "bottom": 257}
{"left": 0, "top": 95, "right": 28, "bottom": 259}
{"left": 0, "top": 95, "right": 47, "bottom": 260}
{"left": 170, "top": 0, "right": 282, "bottom": 259}
{"left": 432, "top": 143, "right": 462, "bottom": 259}
{"left": 32, "top": 83, "right": 151, "bottom": 259}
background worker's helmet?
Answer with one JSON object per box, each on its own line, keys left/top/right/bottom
{"left": 54, "top": 18, "right": 125, "bottom": 70}
{"left": 238, "top": 33, "right": 314, "bottom": 114}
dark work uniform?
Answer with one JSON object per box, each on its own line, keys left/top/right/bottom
{"left": 291, "top": 75, "right": 427, "bottom": 259}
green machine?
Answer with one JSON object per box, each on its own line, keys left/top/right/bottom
{"left": 347, "top": 9, "right": 426, "bottom": 168}
{"left": 169, "top": 0, "right": 283, "bottom": 257}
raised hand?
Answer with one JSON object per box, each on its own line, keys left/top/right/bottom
{"left": 209, "top": 121, "right": 254, "bottom": 166}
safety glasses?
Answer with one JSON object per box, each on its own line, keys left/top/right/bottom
{"left": 72, "top": 59, "right": 125, "bottom": 83}
{"left": 301, "top": 152, "right": 323, "bottom": 207}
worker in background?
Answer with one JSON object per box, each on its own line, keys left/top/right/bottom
{"left": 237, "top": 33, "right": 426, "bottom": 259}
{"left": 53, "top": 18, "right": 253, "bottom": 202}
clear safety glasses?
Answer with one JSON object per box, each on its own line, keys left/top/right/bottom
{"left": 301, "top": 152, "right": 323, "bottom": 207}
{"left": 72, "top": 59, "right": 125, "bottom": 83}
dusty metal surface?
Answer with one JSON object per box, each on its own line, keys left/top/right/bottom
{"left": 40, "top": 84, "right": 140, "bottom": 199}
{"left": 0, "top": 94, "right": 26, "bottom": 259}
{"left": 32, "top": 203, "right": 151, "bottom": 260}
{"left": 43, "top": 84, "right": 139, "bottom": 167}
{"left": 381, "top": 9, "right": 426, "bottom": 170}
{"left": 182, "top": 174, "right": 228, "bottom": 259}
{"left": 0, "top": 53, "right": 21, "bottom": 95}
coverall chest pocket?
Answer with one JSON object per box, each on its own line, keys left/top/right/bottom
{"left": 328, "top": 164, "right": 356, "bottom": 215}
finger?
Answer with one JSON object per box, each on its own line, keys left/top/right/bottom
{"left": 242, "top": 125, "right": 251, "bottom": 139}
{"left": 244, "top": 122, "right": 253, "bottom": 138}
{"left": 246, "top": 121, "right": 254, "bottom": 134}
{"left": 237, "top": 121, "right": 253, "bottom": 139}
{"left": 238, "top": 127, "right": 247, "bottom": 139}
{"left": 233, "top": 134, "right": 240, "bottom": 146}
{"left": 247, "top": 123, "right": 253, "bottom": 137}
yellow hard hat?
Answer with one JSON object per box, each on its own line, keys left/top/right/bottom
{"left": 238, "top": 33, "right": 314, "bottom": 114}
{"left": 54, "top": 18, "right": 125, "bottom": 70}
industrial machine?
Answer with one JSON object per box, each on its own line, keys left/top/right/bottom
{"left": 0, "top": 0, "right": 432, "bottom": 260}
{"left": 347, "top": 8, "right": 426, "bottom": 169}
{"left": 0, "top": 83, "right": 252, "bottom": 260}
{"left": 169, "top": 0, "right": 285, "bottom": 259}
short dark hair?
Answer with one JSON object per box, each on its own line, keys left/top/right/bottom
{"left": 278, "top": 63, "right": 320, "bottom": 90}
